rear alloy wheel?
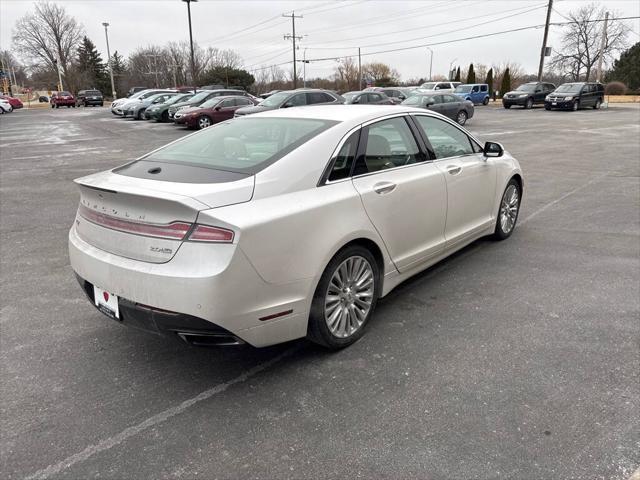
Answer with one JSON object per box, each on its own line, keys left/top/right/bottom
{"left": 593, "top": 99, "right": 602, "bottom": 110}
{"left": 456, "top": 110, "right": 468, "bottom": 126}
{"left": 136, "top": 108, "right": 146, "bottom": 120}
{"left": 525, "top": 98, "right": 534, "bottom": 109}
{"left": 307, "top": 245, "right": 380, "bottom": 349}
{"left": 198, "top": 115, "right": 212, "bottom": 129}
{"left": 572, "top": 100, "right": 579, "bottom": 111}
{"left": 494, "top": 179, "right": 521, "bottom": 240}
{"left": 483, "top": 97, "right": 489, "bottom": 105}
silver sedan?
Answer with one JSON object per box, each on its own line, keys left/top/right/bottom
{"left": 69, "top": 106, "right": 522, "bottom": 349}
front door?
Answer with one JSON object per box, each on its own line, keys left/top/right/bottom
{"left": 412, "top": 115, "right": 497, "bottom": 247}
{"left": 351, "top": 116, "right": 447, "bottom": 271}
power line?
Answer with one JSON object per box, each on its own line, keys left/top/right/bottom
{"left": 306, "top": 3, "right": 547, "bottom": 49}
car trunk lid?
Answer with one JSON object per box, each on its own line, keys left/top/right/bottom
{"left": 74, "top": 167, "right": 254, "bottom": 263}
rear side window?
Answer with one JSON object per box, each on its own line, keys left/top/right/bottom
{"left": 307, "top": 92, "right": 332, "bottom": 104}
{"left": 145, "top": 117, "right": 337, "bottom": 174}
{"left": 413, "top": 115, "right": 476, "bottom": 159}
{"left": 288, "top": 93, "right": 307, "bottom": 106}
{"left": 354, "top": 117, "right": 422, "bottom": 175}
{"left": 328, "top": 130, "right": 360, "bottom": 181}
{"left": 480, "top": 85, "right": 488, "bottom": 92}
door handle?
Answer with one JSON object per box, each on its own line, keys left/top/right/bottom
{"left": 373, "top": 182, "right": 397, "bottom": 194}
{"left": 446, "top": 165, "right": 462, "bottom": 175}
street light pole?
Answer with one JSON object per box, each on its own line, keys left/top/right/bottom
{"left": 303, "top": 48, "right": 308, "bottom": 88}
{"left": 426, "top": 47, "right": 433, "bottom": 80}
{"left": 102, "top": 22, "right": 117, "bottom": 99}
{"left": 448, "top": 58, "right": 457, "bottom": 80}
{"left": 182, "top": 0, "right": 198, "bottom": 92}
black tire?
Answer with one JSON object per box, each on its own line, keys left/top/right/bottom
{"left": 571, "top": 100, "right": 579, "bottom": 111}
{"left": 51, "top": 104, "right": 55, "bottom": 109}
{"left": 482, "top": 97, "right": 489, "bottom": 105}
{"left": 593, "top": 99, "right": 602, "bottom": 110}
{"left": 160, "top": 110, "right": 169, "bottom": 123}
{"left": 307, "top": 244, "right": 381, "bottom": 349}
{"left": 456, "top": 110, "right": 468, "bottom": 126}
{"left": 525, "top": 98, "right": 534, "bottom": 109}
{"left": 136, "top": 108, "right": 145, "bottom": 120}
{"left": 493, "top": 178, "right": 521, "bottom": 241}
{"left": 544, "top": 105, "right": 551, "bottom": 110}
{"left": 503, "top": 104, "right": 511, "bottom": 109}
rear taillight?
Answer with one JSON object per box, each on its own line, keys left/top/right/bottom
{"left": 187, "top": 225, "right": 234, "bottom": 243}
{"left": 78, "top": 205, "right": 234, "bottom": 243}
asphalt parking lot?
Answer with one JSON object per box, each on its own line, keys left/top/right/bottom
{"left": 1, "top": 104, "right": 639, "bottom": 480}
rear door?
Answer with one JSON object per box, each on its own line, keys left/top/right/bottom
{"left": 413, "top": 114, "right": 496, "bottom": 247}
{"left": 351, "top": 116, "right": 447, "bottom": 271}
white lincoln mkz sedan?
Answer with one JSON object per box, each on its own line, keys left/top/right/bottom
{"left": 69, "top": 105, "right": 523, "bottom": 349}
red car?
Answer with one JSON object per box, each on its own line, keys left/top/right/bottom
{"left": 177, "top": 95, "right": 258, "bottom": 129}
{"left": 0, "top": 95, "right": 23, "bottom": 109}
{"left": 50, "top": 91, "right": 76, "bottom": 108}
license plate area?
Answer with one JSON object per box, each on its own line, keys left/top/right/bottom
{"left": 93, "top": 285, "right": 120, "bottom": 320}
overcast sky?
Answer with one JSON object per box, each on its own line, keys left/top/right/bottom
{"left": 1, "top": 0, "right": 639, "bottom": 80}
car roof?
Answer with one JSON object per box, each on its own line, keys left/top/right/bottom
{"left": 247, "top": 104, "right": 429, "bottom": 122}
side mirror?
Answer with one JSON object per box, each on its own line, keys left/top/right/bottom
{"left": 399, "top": 95, "right": 406, "bottom": 100}
{"left": 425, "top": 102, "right": 435, "bottom": 107}
{"left": 483, "top": 141, "right": 504, "bottom": 158}
{"left": 352, "top": 98, "right": 359, "bottom": 104}
{"left": 214, "top": 106, "right": 221, "bottom": 111}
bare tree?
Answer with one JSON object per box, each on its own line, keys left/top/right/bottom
{"left": 333, "top": 57, "right": 360, "bottom": 91}
{"left": 363, "top": 62, "right": 400, "bottom": 86}
{"left": 206, "top": 47, "right": 243, "bottom": 70}
{"left": 12, "top": 2, "right": 84, "bottom": 78}
{"left": 549, "top": 3, "right": 629, "bottom": 81}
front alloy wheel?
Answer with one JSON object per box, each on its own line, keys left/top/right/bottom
{"left": 308, "top": 245, "right": 380, "bottom": 349}
{"left": 456, "top": 110, "right": 468, "bottom": 125}
{"left": 198, "top": 116, "right": 212, "bottom": 129}
{"left": 572, "top": 100, "right": 579, "bottom": 111}
{"left": 494, "top": 179, "right": 521, "bottom": 240}
{"left": 525, "top": 98, "right": 534, "bottom": 109}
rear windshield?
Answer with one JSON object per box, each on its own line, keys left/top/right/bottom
{"left": 60, "top": 91, "right": 72, "bottom": 96}
{"left": 144, "top": 117, "right": 338, "bottom": 174}
{"left": 85, "top": 90, "right": 101, "bottom": 95}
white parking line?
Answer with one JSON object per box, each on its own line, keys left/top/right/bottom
{"left": 25, "top": 345, "right": 299, "bottom": 480}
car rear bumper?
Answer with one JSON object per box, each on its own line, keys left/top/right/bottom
{"left": 83, "top": 100, "right": 103, "bottom": 105}
{"left": 68, "top": 225, "right": 312, "bottom": 347}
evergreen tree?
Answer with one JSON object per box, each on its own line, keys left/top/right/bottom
{"left": 605, "top": 42, "right": 640, "bottom": 91}
{"left": 485, "top": 68, "right": 494, "bottom": 98}
{"left": 454, "top": 66, "right": 461, "bottom": 82}
{"left": 76, "top": 36, "right": 108, "bottom": 92}
{"left": 466, "top": 63, "right": 476, "bottom": 84}
{"left": 500, "top": 67, "right": 511, "bottom": 97}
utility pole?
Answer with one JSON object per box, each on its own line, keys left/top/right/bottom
{"left": 303, "top": 48, "right": 308, "bottom": 88}
{"left": 448, "top": 58, "right": 457, "bottom": 80}
{"left": 182, "top": 0, "right": 198, "bottom": 92}
{"left": 358, "top": 47, "right": 362, "bottom": 90}
{"left": 102, "top": 22, "right": 117, "bottom": 99}
{"left": 537, "top": 0, "right": 553, "bottom": 81}
{"left": 283, "top": 11, "right": 303, "bottom": 89}
{"left": 595, "top": 11, "right": 609, "bottom": 82}
{"left": 426, "top": 47, "right": 433, "bottom": 80}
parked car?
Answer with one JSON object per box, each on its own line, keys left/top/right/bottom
{"left": 343, "top": 91, "right": 394, "bottom": 105}
{"left": 176, "top": 96, "right": 259, "bottom": 129}
{"left": 50, "top": 91, "right": 76, "bottom": 108}
{"left": 39, "top": 95, "right": 49, "bottom": 103}
{"left": 144, "top": 93, "right": 196, "bottom": 122}
{"left": 76, "top": 89, "right": 104, "bottom": 107}
{"left": 402, "top": 92, "right": 474, "bottom": 125}
{"left": 234, "top": 89, "right": 344, "bottom": 116}
{"left": 545, "top": 82, "right": 604, "bottom": 111}
{"left": 453, "top": 84, "right": 490, "bottom": 105}
{"left": 169, "top": 89, "right": 251, "bottom": 121}
{"left": 69, "top": 105, "right": 523, "bottom": 349}
{"left": 419, "top": 81, "right": 461, "bottom": 93}
{"left": 362, "top": 87, "right": 405, "bottom": 104}
{"left": 1, "top": 95, "right": 23, "bottom": 109}
{"left": 112, "top": 89, "right": 175, "bottom": 116}
{"left": 259, "top": 90, "right": 281, "bottom": 99}
{"left": 502, "top": 82, "right": 555, "bottom": 109}
{"left": 123, "top": 92, "right": 179, "bottom": 120}
{"left": 127, "top": 86, "right": 148, "bottom": 97}
{"left": 0, "top": 98, "right": 13, "bottom": 113}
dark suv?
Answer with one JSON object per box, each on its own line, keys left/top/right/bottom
{"left": 343, "top": 91, "right": 394, "bottom": 105}
{"left": 76, "top": 89, "right": 104, "bottom": 107}
{"left": 502, "top": 82, "right": 555, "bottom": 109}
{"left": 234, "top": 89, "right": 344, "bottom": 116}
{"left": 545, "top": 82, "right": 604, "bottom": 111}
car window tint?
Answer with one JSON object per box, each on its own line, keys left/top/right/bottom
{"left": 289, "top": 93, "right": 307, "bottom": 106}
{"left": 414, "top": 115, "right": 475, "bottom": 159}
{"left": 480, "top": 85, "right": 488, "bottom": 92}
{"left": 355, "top": 117, "right": 422, "bottom": 174}
{"left": 472, "top": 86, "right": 479, "bottom": 92}
{"left": 307, "top": 92, "right": 331, "bottom": 104}
{"left": 145, "top": 117, "right": 336, "bottom": 173}
{"left": 422, "top": 96, "right": 437, "bottom": 106}
{"left": 328, "top": 131, "right": 360, "bottom": 181}
{"left": 220, "top": 99, "right": 234, "bottom": 107}
{"left": 443, "top": 94, "right": 459, "bottom": 103}
{"left": 370, "top": 93, "right": 381, "bottom": 102}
